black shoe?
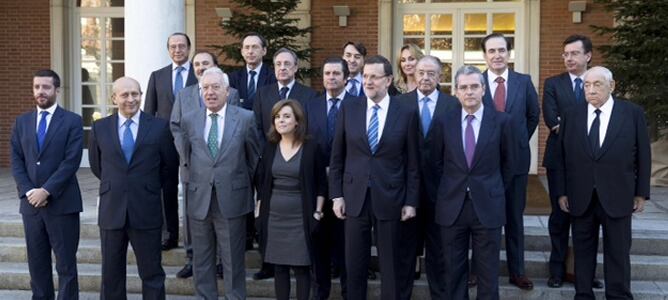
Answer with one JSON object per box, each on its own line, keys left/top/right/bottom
{"left": 547, "top": 277, "right": 563, "bottom": 288}
{"left": 216, "top": 263, "right": 224, "bottom": 279}
{"left": 253, "top": 269, "right": 274, "bottom": 280}
{"left": 592, "top": 278, "right": 604, "bottom": 289}
{"left": 176, "top": 264, "right": 193, "bottom": 279}
{"left": 161, "top": 239, "right": 178, "bottom": 251}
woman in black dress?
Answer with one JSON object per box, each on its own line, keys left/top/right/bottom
{"left": 257, "top": 99, "right": 327, "bottom": 300}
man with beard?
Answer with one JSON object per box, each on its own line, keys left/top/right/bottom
{"left": 11, "top": 69, "right": 83, "bottom": 299}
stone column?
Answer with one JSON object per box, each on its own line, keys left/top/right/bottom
{"left": 124, "top": 0, "right": 185, "bottom": 104}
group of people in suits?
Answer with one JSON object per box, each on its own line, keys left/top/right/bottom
{"left": 10, "top": 29, "right": 650, "bottom": 300}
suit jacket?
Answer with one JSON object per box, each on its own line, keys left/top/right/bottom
{"left": 144, "top": 64, "right": 198, "bottom": 120}
{"left": 11, "top": 106, "right": 84, "bottom": 215}
{"left": 542, "top": 72, "right": 579, "bottom": 169}
{"left": 432, "top": 107, "right": 515, "bottom": 228}
{"left": 328, "top": 97, "right": 420, "bottom": 220}
{"left": 555, "top": 99, "right": 651, "bottom": 218}
{"left": 88, "top": 112, "right": 178, "bottom": 230}
{"left": 228, "top": 63, "right": 277, "bottom": 110}
{"left": 483, "top": 69, "right": 539, "bottom": 174}
{"left": 171, "top": 84, "right": 241, "bottom": 181}
{"left": 305, "top": 92, "right": 358, "bottom": 163}
{"left": 253, "top": 81, "right": 317, "bottom": 144}
{"left": 397, "top": 90, "right": 459, "bottom": 203}
{"left": 257, "top": 140, "right": 327, "bottom": 263}
{"left": 176, "top": 104, "right": 261, "bottom": 220}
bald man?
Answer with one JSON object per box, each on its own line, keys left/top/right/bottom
{"left": 89, "top": 77, "right": 179, "bottom": 300}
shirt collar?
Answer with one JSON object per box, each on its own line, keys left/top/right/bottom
{"left": 588, "top": 95, "right": 614, "bottom": 115}
{"left": 37, "top": 103, "right": 58, "bottom": 115}
{"left": 461, "top": 104, "right": 484, "bottom": 123}
{"left": 367, "top": 93, "right": 390, "bottom": 111}
{"left": 173, "top": 61, "right": 191, "bottom": 72}
{"left": 207, "top": 103, "right": 227, "bottom": 118}
{"left": 569, "top": 72, "right": 584, "bottom": 83}
{"left": 278, "top": 79, "right": 296, "bottom": 91}
{"left": 326, "top": 89, "right": 347, "bottom": 101}
{"left": 118, "top": 110, "right": 141, "bottom": 128}
{"left": 416, "top": 89, "right": 439, "bottom": 102}
{"left": 247, "top": 62, "right": 262, "bottom": 74}
{"left": 349, "top": 73, "right": 363, "bottom": 83}
{"left": 487, "top": 68, "right": 509, "bottom": 84}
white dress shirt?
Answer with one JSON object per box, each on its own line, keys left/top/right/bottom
{"left": 568, "top": 72, "right": 583, "bottom": 90}
{"left": 117, "top": 111, "right": 140, "bottom": 143}
{"left": 172, "top": 61, "right": 191, "bottom": 89}
{"left": 487, "top": 68, "right": 509, "bottom": 102}
{"left": 366, "top": 94, "right": 390, "bottom": 141}
{"left": 587, "top": 96, "right": 614, "bottom": 147}
{"left": 35, "top": 102, "right": 57, "bottom": 133}
{"left": 246, "top": 62, "right": 263, "bottom": 89}
{"left": 278, "top": 80, "right": 296, "bottom": 99}
{"left": 346, "top": 73, "right": 364, "bottom": 96}
{"left": 461, "top": 105, "right": 484, "bottom": 147}
{"left": 417, "top": 89, "right": 438, "bottom": 119}
{"left": 326, "top": 89, "right": 346, "bottom": 114}
{"left": 204, "top": 105, "right": 227, "bottom": 146}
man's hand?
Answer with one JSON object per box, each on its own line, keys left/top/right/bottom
{"left": 332, "top": 197, "right": 346, "bottom": 219}
{"left": 558, "top": 196, "right": 569, "bottom": 213}
{"left": 401, "top": 205, "right": 416, "bottom": 221}
{"left": 633, "top": 196, "right": 645, "bottom": 213}
{"left": 27, "top": 188, "right": 49, "bottom": 208}
{"left": 255, "top": 200, "right": 261, "bottom": 218}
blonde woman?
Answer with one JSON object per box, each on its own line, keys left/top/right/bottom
{"left": 395, "top": 44, "right": 425, "bottom": 94}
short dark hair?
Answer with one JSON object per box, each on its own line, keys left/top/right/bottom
{"left": 563, "top": 34, "right": 593, "bottom": 55}
{"left": 34, "top": 69, "right": 61, "bottom": 88}
{"left": 342, "top": 41, "right": 367, "bottom": 57}
{"left": 167, "top": 32, "right": 191, "bottom": 48}
{"left": 364, "top": 55, "right": 393, "bottom": 77}
{"left": 481, "top": 33, "right": 512, "bottom": 52}
{"left": 191, "top": 50, "right": 219, "bottom": 66}
{"left": 267, "top": 99, "right": 307, "bottom": 145}
{"left": 242, "top": 32, "right": 268, "bottom": 48}
{"left": 322, "top": 57, "right": 350, "bottom": 79}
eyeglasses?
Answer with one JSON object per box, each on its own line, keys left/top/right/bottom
{"left": 362, "top": 74, "right": 388, "bottom": 82}
{"left": 561, "top": 51, "right": 583, "bottom": 58}
{"left": 456, "top": 84, "right": 482, "bottom": 92}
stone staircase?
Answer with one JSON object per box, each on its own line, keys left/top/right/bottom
{"left": 0, "top": 221, "right": 667, "bottom": 299}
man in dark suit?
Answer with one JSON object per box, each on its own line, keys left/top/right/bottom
{"left": 173, "top": 67, "right": 261, "bottom": 299}
{"left": 170, "top": 50, "right": 240, "bottom": 279}
{"left": 251, "top": 47, "right": 316, "bottom": 280}
{"left": 11, "top": 69, "right": 83, "bottom": 300}
{"left": 342, "top": 41, "right": 366, "bottom": 98}
{"left": 305, "top": 57, "right": 355, "bottom": 300}
{"left": 432, "top": 65, "right": 515, "bottom": 300}
{"left": 89, "top": 76, "right": 179, "bottom": 300}
{"left": 555, "top": 66, "right": 651, "bottom": 300}
{"left": 479, "top": 33, "right": 540, "bottom": 290}
{"left": 396, "top": 55, "right": 458, "bottom": 299}
{"left": 228, "top": 32, "right": 277, "bottom": 110}
{"left": 144, "top": 32, "right": 198, "bottom": 250}
{"left": 330, "top": 55, "right": 420, "bottom": 300}
{"left": 542, "top": 35, "right": 603, "bottom": 289}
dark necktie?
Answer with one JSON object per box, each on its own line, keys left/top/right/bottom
{"left": 208, "top": 113, "right": 219, "bottom": 158}
{"left": 493, "top": 77, "right": 506, "bottom": 112}
{"left": 247, "top": 70, "right": 257, "bottom": 101}
{"left": 574, "top": 77, "right": 584, "bottom": 103}
{"left": 121, "top": 119, "right": 134, "bottom": 163}
{"left": 36, "top": 111, "right": 49, "bottom": 152}
{"left": 589, "top": 109, "right": 601, "bottom": 156}
{"left": 348, "top": 79, "right": 358, "bottom": 97}
{"left": 465, "top": 115, "right": 476, "bottom": 168}
{"left": 327, "top": 98, "right": 340, "bottom": 146}
{"left": 279, "top": 86, "right": 289, "bottom": 100}
{"left": 174, "top": 66, "right": 185, "bottom": 96}
{"left": 368, "top": 104, "right": 380, "bottom": 154}
{"left": 420, "top": 97, "right": 432, "bottom": 137}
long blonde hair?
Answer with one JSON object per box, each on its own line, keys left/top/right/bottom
{"left": 396, "top": 44, "right": 425, "bottom": 93}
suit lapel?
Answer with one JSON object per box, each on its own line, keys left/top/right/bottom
{"left": 505, "top": 70, "right": 520, "bottom": 112}
{"left": 357, "top": 100, "right": 372, "bottom": 154}
{"left": 109, "top": 115, "right": 125, "bottom": 164}
{"left": 134, "top": 113, "right": 151, "bottom": 157}
{"left": 161, "top": 67, "right": 175, "bottom": 103}
{"left": 193, "top": 109, "right": 211, "bottom": 160}
{"left": 314, "top": 95, "right": 327, "bottom": 134}
{"left": 376, "top": 98, "right": 398, "bottom": 152}
{"left": 575, "top": 105, "right": 594, "bottom": 158}
{"left": 429, "top": 92, "right": 450, "bottom": 135}
{"left": 597, "top": 99, "right": 625, "bottom": 159}
{"left": 37, "top": 107, "right": 63, "bottom": 157}
{"left": 559, "top": 73, "right": 578, "bottom": 106}
{"left": 447, "top": 110, "right": 468, "bottom": 172}
{"left": 218, "top": 105, "right": 240, "bottom": 160}
{"left": 470, "top": 108, "right": 494, "bottom": 170}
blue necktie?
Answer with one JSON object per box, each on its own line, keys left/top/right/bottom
{"left": 174, "top": 66, "right": 185, "bottom": 96}
{"left": 348, "top": 79, "right": 358, "bottom": 97}
{"left": 247, "top": 70, "right": 257, "bottom": 101}
{"left": 589, "top": 109, "right": 601, "bottom": 156}
{"left": 327, "top": 98, "right": 340, "bottom": 146}
{"left": 420, "top": 97, "right": 432, "bottom": 137}
{"left": 122, "top": 119, "right": 135, "bottom": 163}
{"left": 368, "top": 104, "right": 380, "bottom": 154}
{"left": 36, "top": 111, "right": 48, "bottom": 152}
{"left": 574, "top": 77, "right": 584, "bottom": 103}
{"left": 279, "top": 86, "right": 289, "bottom": 100}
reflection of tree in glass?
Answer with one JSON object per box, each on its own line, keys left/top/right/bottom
{"left": 431, "top": 38, "right": 452, "bottom": 51}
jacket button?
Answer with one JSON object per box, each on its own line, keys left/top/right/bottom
{"left": 36, "top": 161, "right": 40, "bottom": 165}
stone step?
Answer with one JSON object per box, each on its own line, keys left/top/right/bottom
{"left": 0, "top": 263, "right": 666, "bottom": 299}
{"left": 2, "top": 221, "right": 667, "bottom": 256}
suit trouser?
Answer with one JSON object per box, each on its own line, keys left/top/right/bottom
{"left": 397, "top": 208, "right": 420, "bottom": 300}
{"left": 100, "top": 225, "right": 165, "bottom": 300}
{"left": 572, "top": 191, "right": 632, "bottom": 300}
{"left": 190, "top": 189, "right": 246, "bottom": 300}
{"left": 312, "top": 205, "right": 347, "bottom": 300}
{"left": 22, "top": 211, "right": 80, "bottom": 300}
{"left": 503, "top": 173, "right": 528, "bottom": 276}
{"left": 182, "top": 182, "right": 193, "bottom": 262}
{"left": 421, "top": 200, "right": 447, "bottom": 300}
{"left": 546, "top": 168, "right": 571, "bottom": 278}
{"left": 162, "top": 141, "right": 180, "bottom": 243}
{"left": 441, "top": 196, "right": 501, "bottom": 300}
{"left": 345, "top": 192, "right": 400, "bottom": 300}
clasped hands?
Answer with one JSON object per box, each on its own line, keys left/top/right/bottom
{"left": 332, "top": 197, "right": 416, "bottom": 221}
{"left": 26, "top": 188, "right": 49, "bottom": 208}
